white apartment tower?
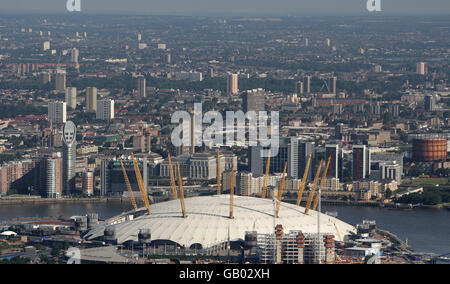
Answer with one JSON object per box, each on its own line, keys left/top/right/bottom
{"left": 96, "top": 99, "right": 115, "bottom": 120}
{"left": 416, "top": 62, "right": 426, "bottom": 75}
{"left": 54, "top": 71, "right": 66, "bottom": 92}
{"left": 65, "top": 87, "right": 77, "bottom": 110}
{"left": 137, "top": 76, "right": 146, "bottom": 98}
{"left": 227, "top": 73, "right": 239, "bottom": 95}
{"left": 86, "top": 87, "right": 98, "bottom": 112}
{"left": 71, "top": 48, "right": 79, "bottom": 63}
{"left": 48, "top": 101, "right": 67, "bottom": 124}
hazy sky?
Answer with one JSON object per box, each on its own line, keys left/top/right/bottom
{"left": 1, "top": 0, "right": 450, "bottom": 15}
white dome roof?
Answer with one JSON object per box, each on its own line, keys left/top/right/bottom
{"left": 0, "top": 231, "right": 17, "bottom": 236}
{"left": 85, "top": 195, "right": 355, "bottom": 248}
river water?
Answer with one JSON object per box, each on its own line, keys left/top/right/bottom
{"left": 0, "top": 202, "right": 448, "bottom": 255}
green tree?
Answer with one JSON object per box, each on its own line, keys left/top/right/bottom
{"left": 385, "top": 189, "right": 393, "bottom": 198}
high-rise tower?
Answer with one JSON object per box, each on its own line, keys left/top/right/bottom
{"left": 227, "top": 73, "right": 239, "bottom": 95}
{"left": 352, "top": 145, "right": 371, "bottom": 180}
{"left": 86, "top": 87, "right": 97, "bottom": 112}
{"left": 65, "top": 87, "right": 77, "bottom": 110}
{"left": 137, "top": 76, "right": 146, "bottom": 98}
{"left": 62, "top": 121, "right": 77, "bottom": 195}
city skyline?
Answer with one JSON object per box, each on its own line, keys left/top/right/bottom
{"left": 0, "top": 10, "right": 448, "bottom": 265}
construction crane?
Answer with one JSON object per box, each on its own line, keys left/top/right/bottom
{"left": 167, "top": 153, "right": 178, "bottom": 199}
{"left": 261, "top": 151, "right": 271, "bottom": 199}
{"left": 131, "top": 153, "right": 151, "bottom": 215}
{"left": 176, "top": 162, "right": 187, "bottom": 218}
{"left": 217, "top": 151, "right": 221, "bottom": 195}
{"left": 333, "top": 222, "right": 352, "bottom": 263}
{"left": 304, "top": 160, "right": 323, "bottom": 215}
{"left": 119, "top": 157, "right": 138, "bottom": 211}
{"left": 312, "top": 155, "right": 332, "bottom": 211}
{"left": 275, "top": 162, "right": 288, "bottom": 218}
{"left": 296, "top": 153, "right": 312, "bottom": 206}
{"left": 229, "top": 163, "right": 235, "bottom": 219}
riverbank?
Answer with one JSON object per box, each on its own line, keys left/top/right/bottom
{"left": 2, "top": 196, "right": 450, "bottom": 211}
{"left": 0, "top": 200, "right": 448, "bottom": 255}
{"left": 284, "top": 198, "right": 450, "bottom": 211}
{"left": 0, "top": 197, "right": 121, "bottom": 205}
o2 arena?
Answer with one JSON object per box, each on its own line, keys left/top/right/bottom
{"left": 84, "top": 195, "right": 356, "bottom": 249}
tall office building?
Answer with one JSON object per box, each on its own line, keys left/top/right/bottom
{"left": 335, "top": 123, "right": 344, "bottom": 140}
{"left": 242, "top": 88, "right": 266, "bottom": 113}
{"left": 264, "top": 138, "right": 290, "bottom": 175}
{"left": 102, "top": 158, "right": 149, "bottom": 196}
{"left": 96, "top": 99, "right": 115, "bottom": 120}
{"left": 250, "top": 138, "right": 314, "bottom": 180}
{"left": 54, "top": 71, "right": 66, "bottom": 92}
{"left": 71, "top": 48, "right": 79, "bottom": 63}
{"left": 0, "top": 159, "right": 39, "bottom": 195}
{"left": 325, "top": 144, "right": 343, "bottom": 180}
{"left": 295, "top": 81, "right": 304, "bottom": 96}
{"left": 330, "top": 76, "right": 337, "bottom": 94}
{"left": 325, "top": 38, "right": 331, "bottom": 47}
{"left": 45, "top": 157, "right": 62, "bottom": 198}
{"left": 133, "top": 132, "right": 152, "bottom": 153}
{"left": 305, "top": 38, "right": 309, "bottom": 47}
{"left": 137, "top": 76, "right": 146, "bottom": 98}
{"left": 425, "top": 95, "right": 434, "bottom": 112}
{"left": 289, "top": 137, "right": 315, "bottom": 180}
{"left": 165, "top": 53, "right": 171, "bottom": 64}
{"left": 42, "top": 72, "right": 51, "bottom": 84}
{"left": 82, "top": 171, "right": 94, "bottom": 196}
{"left": 48, "top": 101, "right": 67, "bottom": 124}
{"left": 62, "top": 121, "right": 77, "bottom": 195}
{"left": 297, "top": 141, "right": 315, "bottom": 181}
{"left": 227, "top": 73, "right": 239, "bottom": 95}
{"left": 304, "top": 76, "right": 311, "bottom": 93}
{"left": 416, "top": 62, "right": 426, "bottom": 75}
{"left": 249, "top": 146, "right": 264, "bottom": 177}
{"left": 100, "top": 159, "right": 108, "bottom": 196}
{"left": 352, "top": 145, "right": 371, "bottom": 180}
{"left": 86, "top": 87, "right": 97, "bottom": 112}
{"left": 65, "top": 87, "right": 77, "bottom": 110}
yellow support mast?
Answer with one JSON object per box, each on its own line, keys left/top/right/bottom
{"left": 304, "top": 160, "right": 323, "bottom": 215}
{"left": 131, "top": 153, "right": 151, "bottom": 215}
{"left": 261, "top": 151, "right": 271, "bottom": 199}
{"left": 296, "top": 153, "right": 312, "bottom": 206}
{"left": 217, "top": 151, "right": 221, "bottom": 195}
{"left": 119, "top": 157, "right": 138, "bottom": 211}
{"left": 168, "top": 153, "right": 178, "bottom": 199}
{"left": 275, "top": 162, "right": 288, "bottom": 218}
{"left": 176, "top": 162, "right": 187, "bottom": 218}
{"left": 312, "top": 156, "right": 332, "bottom": 211}
{"left": 229, "top": 163, "right": 235, "bottom": 219}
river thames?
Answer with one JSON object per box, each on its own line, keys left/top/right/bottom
{"left": 0, "top": 202, "right": 448, "bottom": 255}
